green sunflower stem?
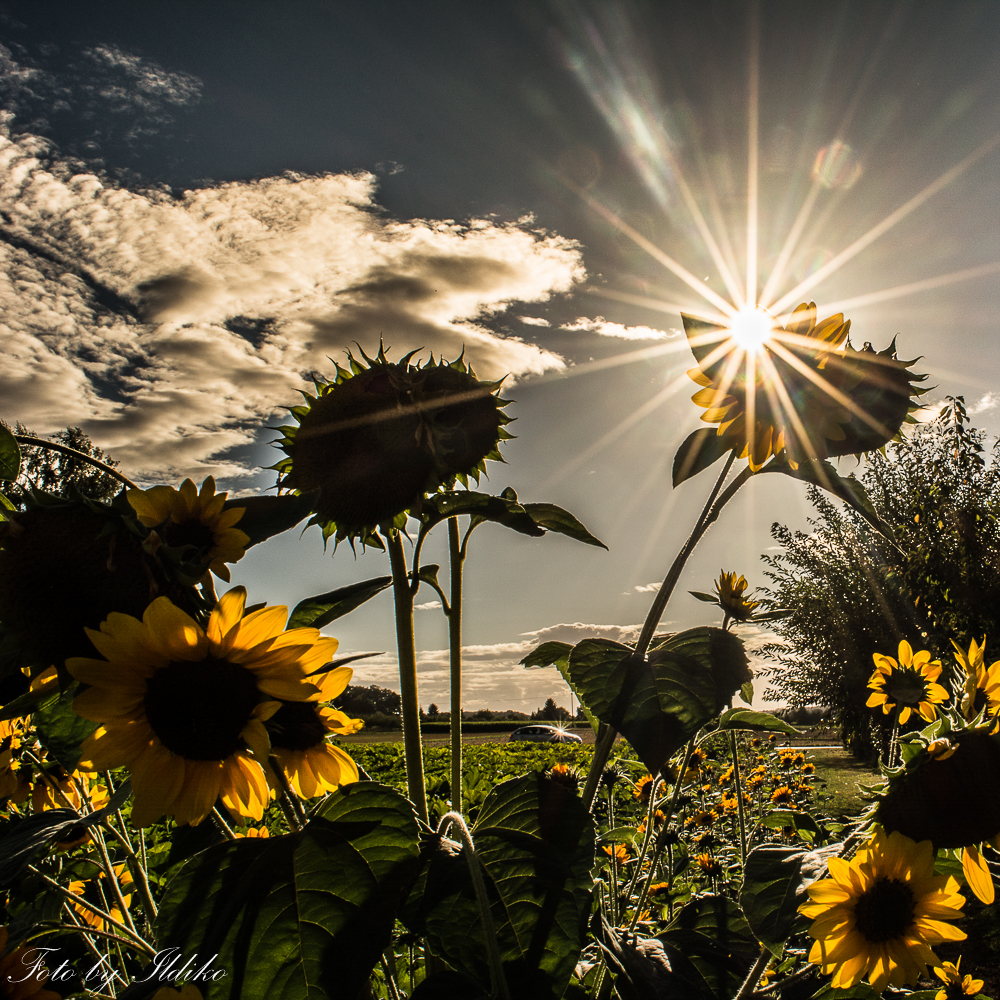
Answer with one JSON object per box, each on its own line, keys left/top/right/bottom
{"left": 734, "top": 946, "right": 772, "bottom": 1000}
{"left": 448, "top": 516, "right": 464, "bottom": 811}
{"left": 582, "top": 451, "right": 743, "bottom": 809}
{"left": 438, "top": 811, "right": 511, "bottom": 1000}
{"left": 730, "top": 730, "right": 749, "bottom": 867}
{"left": 387, "top": 528, "right": 429, "bottom": 825}
{"left": 211, "top": 807, "right": 238, "bottom": 840}
{"left": 628, "top": 739, "right": 696, "bottom": 932}
{"left": 13, "top": 435, "right": 138, "bottom": 490}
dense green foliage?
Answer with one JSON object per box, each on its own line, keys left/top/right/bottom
{"left": 760, "top": 398, "right": 1000, "bottom": 758}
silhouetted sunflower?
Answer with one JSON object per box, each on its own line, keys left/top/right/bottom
{"left": 68, "top": 587, "right": 332, "bottom": 826}
{"left": 271, "top": 346, "right": 512, "bottom": 545}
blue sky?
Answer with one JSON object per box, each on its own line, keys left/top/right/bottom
{"left": 1, "top": 1, "right": 999, "bottom": 709}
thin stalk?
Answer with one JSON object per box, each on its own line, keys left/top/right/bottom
{"left": 448, "top": 516, "right": 464, "bottom": 809}
{"left": 606, "top": 786, "right": 619, "bottom": 926}
{"left": 381, "top": 952, "right": 404, "bottom": 1000}
{"left": 582, "top": 725, "right": 617, "bottom": 810}
{"left": 61, "top": 905, "right": 125, "bottom": 997}
{"left": 625, "top": 777, "right": 664, "bottom": 900}
{"left": 30, "top": 867, "right": 154, "bottom": 954}
{"left": 730, "top": 731, "right": 749, "bottom": 866}
{"left": 91, "top": 823, "right": 141, "bottom": 939}
{"left": 387, "top": 529, "right": 429, "bottom": 824}
{"left": 887, "top": 710, "right": 901, "bottom": 768}
{"left": 14, "top": 435, "right": 138, "bottom": 490}
{"left": 734, "top": 946, "right": 772, "bottom": 1000}
{"left": 581, "top": 453, "right": 743, "bottom": 808}
{"left": 438, "top": 812, "right": 511, "bottom": 1000}
{"left": 211, "top": 807, "right": 238, "bottom": 840}
{"left": 629, "top": 740, "right": 696, "bottom": 932}
{"left": 269, "top": 755, "right": 308, "bottom": 828}
{"left": 101, "top": 821, "right": 158, "bottom": 922}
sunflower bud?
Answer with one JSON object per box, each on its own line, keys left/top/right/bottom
{"left": 272, "top": 347, "right": 512, "bottom": 543}
{"left": 876, "top": 727, "right": 1000, "bottom": 848}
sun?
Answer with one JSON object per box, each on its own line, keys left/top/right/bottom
{"left": 727, "top": 305, "right": 776, "bottom": 352}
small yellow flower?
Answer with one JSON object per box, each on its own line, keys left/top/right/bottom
{"left": 799, "top": 828, "right": 967, "bottom": 991}
{"left": 128, "top": 477, "right": 249, "bottom": 582}
{"left": 866, "top": 641, "right": 949, "bottom": 724}
{"left": 771, "top": 786, "right": 795, "bottom": 806}
{"left": 714, "top": 571, "right": 759, "bottom": 622}
{"left": 602, "top": 843, "right": 629, "bottom": 863}
{"left": 696, "top": 853, "right": 723, "bottom": 877}
{"left": 933, "top": 958, "right": 984, "bottom": 1000}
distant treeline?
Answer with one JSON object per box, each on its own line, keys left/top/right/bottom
{"left": 335, "top": 686, "right": 580, "bottom": 729}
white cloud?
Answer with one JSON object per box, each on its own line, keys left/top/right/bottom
{"left": 561, "top": 315, "right": 678, "bottom": 341}
{"left": 343, "top": 621, "right": 646, "bottom": 711}
{"left": 519, "top": 315, "right": 551, "bottom": 326}
{"left": 970, "top": 392, "right": 1000, "bottom": 415}
{"left": 415, "top": 601, "right": 443, "bottom": 611}
{"left": 633, "top": 582, "right": 661, "bottom": 593}
{"left": 0, "top": 132, "right": 584, "bottom": 480}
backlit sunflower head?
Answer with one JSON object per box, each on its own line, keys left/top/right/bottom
{"left": 876, "top": 726, "right": 1000, "bottom": 850}
{"left": 265, "top": 663, "right": 362, "bottom": 798}
{"left": 683, "top": 302, "right": 927, "bottom": 474}
{"left": 68, "top": 586, "right": 333, "bottom": 827}
{"left": 866, "top": 640, "right": 949, "bottom": 724}
{"left": 714, "top": 570, "right": 759, "bottom": 622}
{"left": 271, "top": 345, "right": 512, "bottom": 546}
{"left": 128, "top": 477, "right": 249, "bottom": 583}
{"left": 0, "top": 497, "right": 175, "bottom": 674}
{"left": 799, "top": 827, "right": 967, "bottom": 991}
{"left": 952, "top": 637, "right": 1000, "bottom": 727}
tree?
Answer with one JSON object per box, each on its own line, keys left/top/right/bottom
{"left": 759, "top": 399, "right": 1000, "bottom": 759}
{"left": 532, "top": 697, "right": 569, "bottom": 722}
{"left": 335, "top": 684, "right": 402, "bottom": 721}
{"left": 427, "top": 703, "right": 439, "bottom": 716}
{"left": 8, "top": 425, "right": 124, "bottom": 504}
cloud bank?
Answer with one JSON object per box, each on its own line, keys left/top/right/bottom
{"left": 0, "top": 132, "right": 584, "bottom": 479}
{"left": 561, "top": 316, "right": 677, "bottom": 340}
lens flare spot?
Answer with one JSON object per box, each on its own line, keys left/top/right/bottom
{"left": 728, "top": 306, "right": 776, "bottom": 352}
{"left": 812, "top": 141, "right": 863, "bottom": 190}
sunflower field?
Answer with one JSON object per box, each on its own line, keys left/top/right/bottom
{"left": 0, "top": 314, "right": 998, "bottom": 999}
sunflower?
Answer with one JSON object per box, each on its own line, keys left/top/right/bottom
{"left": 934, "top": 958, "right": 984, "bottom": 1000}
{"left": 128, "top": 477, "right": 249, "bottom": 583}
{"left": 714, "top": 571, "right": 759, "bottom": 622}
{"left": 602, "top": 843, "right": 629, "bottom": 863}
{"left": 771, "top": 786, "right": 795, "bottom": 806}
{"left": 68, "top": 587, "right": 331, "bottom": 827}
{"left": 696, "top": 854, "right": 723, "bottom": 878}
{"left": 866, "top": 641, "right": 949, "bottom": 724}
{"left": 265, "top": 665, "right": 362, "bottom": 798}
{"left": 0, "top": 926, "right": 61, "bottom": 1000}
{"left": 799, "top": 827, "right": 967, "bottom": 991}
{"left": 952, "top": 637, "right": 1000, "bottom": 728}
{"left": 0, "top": 719, "right": 27, "bottom": 801}
{"left": 68, "top": 863, "right": 133, "bottom": 932}
{"left": 683, "top": 302, "right": 927, "bottom": 473}
{"left": 271, "top": 346, "right": 512, "bottom": 545}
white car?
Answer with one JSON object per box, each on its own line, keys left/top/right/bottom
{"left": 508, "top": 724, "right": 583, "bottom": 744}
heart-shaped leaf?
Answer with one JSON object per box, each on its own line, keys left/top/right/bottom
{"left": 567, "top": 628, "right": 750, "bottom": 773}
{"left": 153, "top": 782, "right": 421, "bottom": 1000}
{"left": 403, "top": 772, "right": 594, "bottom": 1000}
{"left": 673, "top": 429, "right": 733, "bottom": 487}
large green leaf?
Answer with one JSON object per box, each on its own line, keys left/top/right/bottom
{"left": 520, "top": 503, "right": 607, "bottom": 548}
{"left": 286, "top": 576, "right": 392, "bottom": 629}
{"left": 712, "top": 708, "right": 800, "bottom": 736}
{"left": 34, "top": 682, "right": 99, "bottom": 771}
{"left": 673, "top": 429, "right": 733, "bottom": 487}
{"left": 656, "top": 896, "right": 758, "bottom": 1000}
{"left": 403, "top": 772, "right": 595, "bottom": 1000}
{"left": 739, "top": 844, "right": 838, "bottom": 956}
{"left": 520, "top": 642, "right": 599, "bottom": 734}
{"left": 154, "top": 782, "right": 421, "bottom": 1000}
{"left": 567, "top": 628, "right": 750, "bottom": 774}
{"left": 0, "top": 424, "right": 20, "bottom": 481}
{"left": 222, "top": 490, "right": 321, "bottom": 549}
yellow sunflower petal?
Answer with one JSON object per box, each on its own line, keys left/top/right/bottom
{"left": 962, "top": 845, "right": 994, "bottom": 904}
{"left": 143, "top": 598, "right": 206, "bottom": 661}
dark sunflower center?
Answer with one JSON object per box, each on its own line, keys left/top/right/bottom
{"left": 144, "top": 656, "right": 259, "bottom": 760}
{"left": 265, "top": 701, "right": 327, "bottom": 751}
{"left": 163, "top": 519, "right": 216, "bottom": 552}
{"left": 886, "top": 669, "right": 928, "bottom": 707}
{"left": 854, "top": 877, "right": 916, "bottom": 942}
